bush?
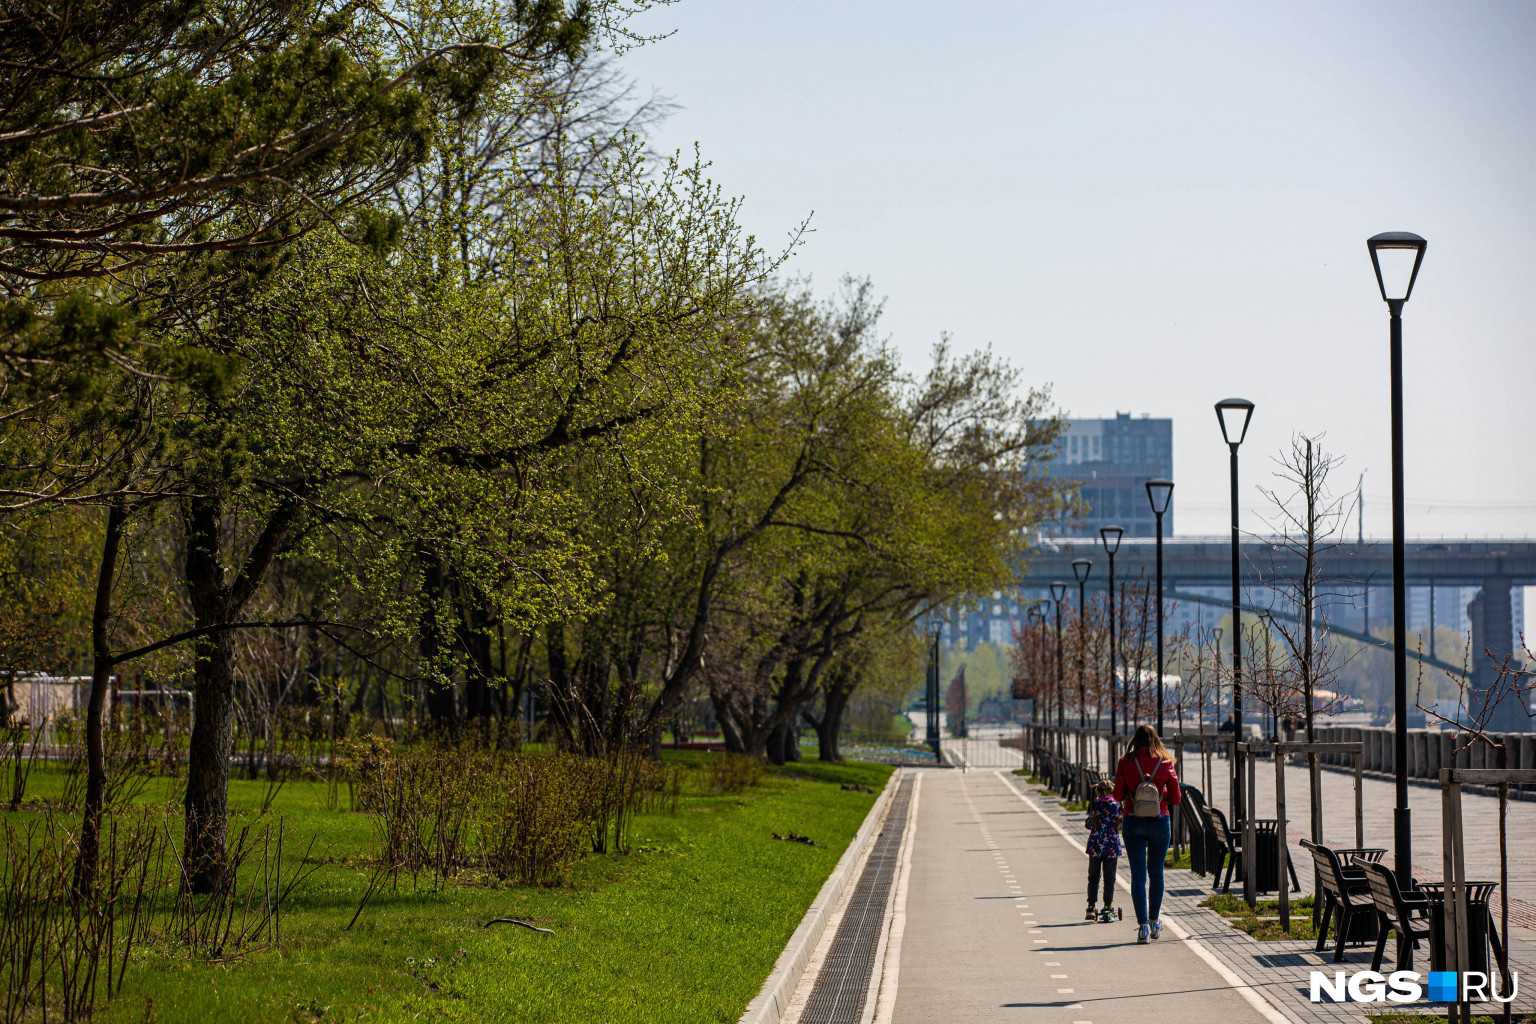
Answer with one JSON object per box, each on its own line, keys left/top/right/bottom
{"left": 0, "top": 811, "right": 161, "bottom": 1021}
{"left": 706, "top": 753, "right": 763, "bottom": 793}
{"left": 345, "top": 743, "right": 683, "bottom": 887}
{"left": 482, "top": 755, "right": 590, "bottom": 885}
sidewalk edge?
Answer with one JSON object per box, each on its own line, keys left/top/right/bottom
{"left": 738, "top": 769, "right": 902, "bottom": 1024}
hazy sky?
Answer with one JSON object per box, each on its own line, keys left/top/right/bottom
{"left": 621, "top": 1, "right": 1536, "bottom": 541}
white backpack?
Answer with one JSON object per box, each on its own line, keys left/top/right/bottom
{"left": 1131, "top": 757, "right": 1162, "bottom": 818}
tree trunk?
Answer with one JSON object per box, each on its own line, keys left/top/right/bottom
{"left": 544, "top": 621, "right": 577, "bottom": 747}
{"left": 181, "top": 494, "right": 237, "bottom": 893}
{"left": 74, "top": 499, "right": 125, "bottom": 896}
{"left": 183, "top": 629, "right": 238, "bottom": 893}
{"left": 709, "top": 690, "right": 744, "bottom": 752}
{"left": 816, "top": 679, "right": 853, "bottom": 763}
{"left": 458, "top": 590, "right": 495, "bottom": 720}
{"left": 179, "top": 491, "right": 300, "bottom": 894}
{"left": 418, "top": 551, "right": 458, "bottom": 729}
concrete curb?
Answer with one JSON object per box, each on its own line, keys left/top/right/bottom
{"left": 737, "top": 770, "right": 901, "bottom": 1024}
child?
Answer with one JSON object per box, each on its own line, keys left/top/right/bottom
{"left": 1084, "top": 780, "right": 1122, "bottom": 922}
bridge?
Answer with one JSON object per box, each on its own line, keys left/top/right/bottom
{"left": 1015, "top": 536, "right": 1536, "bottom": 728}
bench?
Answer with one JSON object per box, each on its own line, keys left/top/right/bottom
{"left": 1360, "top": 861, "right": 1431, "bottom": 972}
{"left": 1301, "top": 839, "right": 1378, "bottom": 962}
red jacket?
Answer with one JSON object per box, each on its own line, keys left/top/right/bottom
{"left": 1112, "top": 750, "right": 1181, "bottom": 817}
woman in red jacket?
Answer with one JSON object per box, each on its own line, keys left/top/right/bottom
{"left": 1112, "top": 724, "right": 1181, "bottom": 943}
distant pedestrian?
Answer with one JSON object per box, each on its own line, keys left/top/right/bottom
{"left": 1083, "top": 780, "right": 1121, "bottom": 923}
{"left": 1113, "top": 724, "right": 1182, "bottom": 944}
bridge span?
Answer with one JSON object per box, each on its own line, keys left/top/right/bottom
{"left": 1016, "top": 536, "right": 1536, "bottom": 729}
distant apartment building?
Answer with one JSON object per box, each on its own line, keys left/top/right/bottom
{"left": 1042, "top": 413, "right": 1174, "bottom": 538}
{"left": 929, "top": 413, "right": 1174, "bottom": 653}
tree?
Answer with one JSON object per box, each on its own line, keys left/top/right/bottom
{"left": 1, "top": 0, "right": 647, "bottom": 892}
{"left": 1255, "top": 434, "right": 1354, "bottom": 843}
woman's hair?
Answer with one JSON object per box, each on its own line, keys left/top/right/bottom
{"left": 1127, "top": 724, "right": 1171, "bottom": 762}
{"left": 1093, "top": 780, "right": 1114, "bottom": 799}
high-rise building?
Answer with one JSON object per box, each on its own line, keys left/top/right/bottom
{"left": 1041, "top": 412, "right": 1173, "bottom": 538}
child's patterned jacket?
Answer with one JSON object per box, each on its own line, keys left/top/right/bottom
{"left": 1084, "top": 795, "right": 1123, "bottom": 858}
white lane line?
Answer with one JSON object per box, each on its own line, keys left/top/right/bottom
{"left": 869, "top": 771, "right": 922, "bottom": 1024}
{"left": 992, "top": 771, "right": 1291, "bottom": 1024}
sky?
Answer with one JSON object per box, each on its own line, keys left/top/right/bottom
{"left": 618, "top": 1, "right": 1536, "bottom": 541}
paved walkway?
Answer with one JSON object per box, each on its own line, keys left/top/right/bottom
{"left": 776, "top": 747, "right": 1536, "bottom": 1024}
{"left": 888, "top": 767, "right": 1281, "bottom": 1024}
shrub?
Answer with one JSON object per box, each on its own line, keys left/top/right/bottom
{"left": 0, "top": 811, "right": 162, "bottom": 1022}
{"left": 481, "top": 755, "right": 590, "bottom": 885}
{"left": 706, "top": 753, "right": 763, "bottom": 793}
{"left": 346, "top": 742, "right": 694, "bottom": 891}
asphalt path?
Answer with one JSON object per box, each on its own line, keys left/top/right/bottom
{"left": 889, "top": 768, "right": 1282, "bottom": 1024}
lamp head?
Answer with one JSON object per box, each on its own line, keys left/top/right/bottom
{"left": 1367, "top": 231, "right": 1427, "bottom": 304}
{"left": 1214, "top": 398, "right": 1255, "bottom": 447}
{"left": 1145, "top": 478, "right": 1174, "bottom": 517}
{"left": 1071, "top": 557, "right": 1092, "bottom": 583}
{"left": 1027, "top": 604, "right": 1045, "bottom": 626}
{"left": 1050, "top": 581, "right": 1068, "bottom": 603}
{"left": 1099, "top": 524, "right": 1124, "bottom": 556}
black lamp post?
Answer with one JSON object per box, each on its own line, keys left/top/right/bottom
{"left": 1027, "top": 603, "right": 1048, "bottom": 750}
{"left": 1211, "top": 625, "right": 1223, "bottom": 736}
{"left": 1368, "top": 230, "right": 1427, "bottom": 891}
{"left": 1145, "top": 478, "right": 1174, "bottom": 736}
{"left": 1215, "top": 397, "right": 1254, "bottom": 825}
{"left": 1099, "top": 525, "right": 1124, "bottom": 740}
{"left": 1050, "top": 582, "right": 1067, "bottom": 733}
{"left": 1072, "top": 558, "right": 1091, "bottom": 729}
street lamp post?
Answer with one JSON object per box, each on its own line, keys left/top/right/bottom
{"left": 1051, "top": 582, "right": 1069, "bottom": 773}
{"left": 1072, "top": 558, "right": 1092, "bottom": 734}
{"left": 1027, "top": 603, "right": 1049, "bottom": 754}
{"left": 1145, "top": 479, "right": 1174, "bottom": 736}
{"left": 1215, "top": 398, "right": 1254, "bottom": 828}
{"left": 1368, "top": 230, "right": 1427, "bottom": 891}
{"left": 1050, "top": 583, "right": 1068, "bottom": 731}
{"left": 926, "top": 626, "right": 942, "bottom": 759}
{"left": 1099, "top": 525, "right": 1124, "bottom": 744}
{"left": 1211, "top": 626, "right": 1223, "bottom": 737}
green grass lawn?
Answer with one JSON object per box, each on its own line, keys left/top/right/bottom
{"left": 1198, "top": 891, "right": 1318, "bottom": 941}
{"left": 5, "top": 755, "right": 891, "bottom": 1024}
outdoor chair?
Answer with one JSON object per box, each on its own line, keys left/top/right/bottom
{"left": 1301, "top": 839, "right": 1377, "bottom": 962}
{"left": 1205, "top": 805, "right": 1242, "bottom": 891}
{"left": 1078, "top": 767, "right": 1101, "bottom": 803}
{"left": 1035, "top": 749, "right": 1054, "bottom": 785}
{"left": 1178, "top": 785, "right": 1209, "bottom": 876}
{"left": 1059, "top": 761, "right": 1078, "bottom": 799}
{"left": 1361, "top": 861, "right": 1431, "bottom": 972}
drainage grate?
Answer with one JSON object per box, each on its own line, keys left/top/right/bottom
{"left": 798, "top": 775, "right": 913, "bottom": 1024}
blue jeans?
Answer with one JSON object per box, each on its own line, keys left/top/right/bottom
{"left": 1122, "top": 815, "right": 1171, "bottom": 926}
